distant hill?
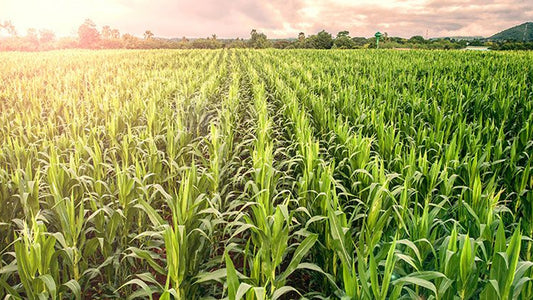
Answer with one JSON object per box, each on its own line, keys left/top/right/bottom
{"left": 489, "top": 22, "right": 533, "bottom": 41}
{"left": 432, "top": 36, "right": 484, "bottom": 41}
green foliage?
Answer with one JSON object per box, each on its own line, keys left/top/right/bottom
{"left": 308, "top": 30, "right": 334, "bottom": 49}
{"left": 333, "top": 35, "right": 356, "bottom": 49}
{"left": 249, "top": 29, "right": 271, "bottom": 49}
{"left": 490, "top": 22, "right": 533, "bottom": 41}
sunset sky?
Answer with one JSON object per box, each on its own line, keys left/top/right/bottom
{"left": 1, "top": 0, "right": 532, "bottom": 38}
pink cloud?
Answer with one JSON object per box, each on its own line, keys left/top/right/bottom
{"left": 1, "top": 0, "right": 531, "bottom": 38}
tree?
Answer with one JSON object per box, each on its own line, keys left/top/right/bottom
{"left": 351, "top": 37, "right": 368, "bottom": 48}
{"left": 249, "top": 29, "right": 271, "bottom": 48}
{"left": 144, "top": 30, "right": 154, "bottom": 40}
{"left": 390, "top": 36, "right": 406, "bottom": 44}
{"left": 102, "top": 25, "right": 112, "bottom": 39}
{"left": 334, "top": 30, "right": 355, "bottom": 49}
{"left": 56, "top": 37, "right": 78, "bottom": 49}
{"left": 191, "top": 37, "right": 222, "bottom": 49}
{"left": 334, "top": 36, "right": 355, "bottom": 49}
{"left": 39, "top": 29, "right": 55, "bottom": 44}
{"left": 273, "top": 40, "right": 290, "bottom": 49}
{"left": 78, "top": 19, "right": 100, "bottom": 48}
{"left": 122, "top": 33, "right": 140, "bottom": 48}
{"left": 408, "top": 35, "right": 425, "bottom": 44}
{"left": 337, "top": 31, "right": 349, "bottom": 38}
{"left": 26, "top": 28, "right": 38, "bottom": 41}
{"left": 25, "top": 28, "right": 39, "bottom": 50}
{"left": 312, "top": 30, "right": 333, "bottom": 49}
{"left": 228, "top": 38, "right": 246, "bottom": 48}
{"left": 110, "top": 29, "right": 120, "bottom": 39}
{"left": 298, "top": 32, "right": 305, "bottom": 41}
{"left": 1, "top": 20, "right": 17, "bottom": 36}
{"left": 100, "top": 26, "right": 122, "bottom": 48}
{"left": 468, "top": 39, "right": 484, "bottom": 46}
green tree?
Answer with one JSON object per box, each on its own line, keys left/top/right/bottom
{"left": 352, "top": 36, "right": 368, "bottom": 48}
{"left": 312, "top": 30, "right": 333, "bottom": 49}
{"left": 273, "top": 40, "right": 290, "bottom": 49}
{"left": 78, "top": 19, "right": 100, "bottom": 48}
{"left": 337, "top": 30, "right": 349, "bottom": 38}
{"left": 228, "top": 38, "right": 246, "bottom": 48}
{"left": 249, "top": 29, "right": 271, "bottom": 48}
{"left": 298, "top": 32, "right": 305, "bottom": 41}
{"left": 334, "top": 30, "right": 355, "bottom": 49}
{"left": 390, "top": 36, "right": 406, "bottom": 44}
{"left": 408, "top": 35, "right": 425, "bottom": 44}
{"left": 191, "top": 37, "right": 223, "bottom": 49}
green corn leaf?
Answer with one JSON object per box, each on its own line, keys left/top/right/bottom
{"left": 235, "top": 283, "right": 252, "bottom": 300}
{"left": 61, "top": 279, "right": 81, "bottom": 300}
{"left": 272, "top": 286, "right": 298, "bottom": 300}
{"left": 278, "top": 234, "right": 317, "bottom": 281}
{"left": 225, "top": 252, "right": 239, "bottom": 300}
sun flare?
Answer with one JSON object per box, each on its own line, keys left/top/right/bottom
{"left": 2, "top": 0, "right": 127, "bottom": 36}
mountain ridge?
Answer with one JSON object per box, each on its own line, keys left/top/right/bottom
{"left": 489, "top": 22, "right": 533, "bottom": 41}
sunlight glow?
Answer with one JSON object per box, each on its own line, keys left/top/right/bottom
{"left": 2, "top": 0, "right": 128, "bottom": 36}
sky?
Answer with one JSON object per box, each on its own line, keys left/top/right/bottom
{"left": 1, "top": 0, "right": 532, "bottom": 39}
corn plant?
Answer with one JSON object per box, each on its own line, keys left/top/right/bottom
{"left": 1, "top": 49, "right": 532, "bottom": 299}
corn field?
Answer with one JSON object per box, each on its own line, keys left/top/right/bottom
{"left": 0, "top": 49, "right": 532, "bottom": 299}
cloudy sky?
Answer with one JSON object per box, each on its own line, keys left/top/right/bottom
{"left": 1, "top": 0, "right": 532, "bottom": 38}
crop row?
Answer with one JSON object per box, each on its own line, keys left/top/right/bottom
{"left": 0, "top": 49, "right": 532, "bottom": 299}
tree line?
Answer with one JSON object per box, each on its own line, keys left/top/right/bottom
{"left": 1, "top": 19, "right": 532, "bottom": 51}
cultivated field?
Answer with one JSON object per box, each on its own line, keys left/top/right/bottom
{"left": 0, "top": 49, "right": 532, "bottom": 299}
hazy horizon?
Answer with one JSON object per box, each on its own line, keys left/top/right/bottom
{"left": 1, "top": 0, "right": 532, "bottom": 39}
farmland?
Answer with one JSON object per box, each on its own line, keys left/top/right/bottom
{"left": 0, "top": 49, "right": 532, "bottom": 299}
